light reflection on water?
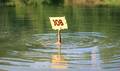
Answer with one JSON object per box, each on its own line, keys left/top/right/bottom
{"left": 0, "top": 5, "right": 120, "bottom": 71}
{"left": 51, "top": 45, "right": 67, "bottom": 69}
{"left": 0, "top": 32, "right": 120, "bottom": 71}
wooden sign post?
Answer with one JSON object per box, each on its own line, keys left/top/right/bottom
{"left": 49, "top": 16, "right": 68, "bottom": 45}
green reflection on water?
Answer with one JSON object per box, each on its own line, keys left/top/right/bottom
{"left": 0, "top": 4, "right": 120, "bottom": 71}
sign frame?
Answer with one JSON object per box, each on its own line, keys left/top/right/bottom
{"left": 49, "top": 16, "right": 68, "bottom": 30}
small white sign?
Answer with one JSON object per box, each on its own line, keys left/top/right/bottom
{"left": 49, "top": 16, "right": 68, "bottom": 30}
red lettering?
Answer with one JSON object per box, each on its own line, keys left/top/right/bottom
{"left": 53, "top": 20, "right": 58, "bottom": 26}
{"left": 58, "top": 19, "right": 64, "bottom": 26}
{"left": 53, "top": 19, "right": 64, "bottom": 26}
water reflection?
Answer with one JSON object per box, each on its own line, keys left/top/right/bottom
{"left": 0, "top": 3, "right": 120, "bottom": 71}
{"left": 51, "top": 44, "right": 67, "bottom": 69}
{"left": 91, "top": 46, "right": 101, "bottom": 71}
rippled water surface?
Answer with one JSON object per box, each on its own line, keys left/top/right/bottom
{"left": 0, "top": 32, "right": 120, "bottom": 71}
{"left": 0, "top": 4, "right": 120, "bottom": 71}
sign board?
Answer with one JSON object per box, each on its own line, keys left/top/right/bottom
{"left": 49, "top": 17, "right": 68, "bottom": 30}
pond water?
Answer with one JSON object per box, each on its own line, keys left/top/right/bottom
{"left": 0, "top": 5, "right": 120, "bottom": 71}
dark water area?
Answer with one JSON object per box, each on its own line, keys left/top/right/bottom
{"left": 0, "top": 5, "right": 120, "bottom": 71}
